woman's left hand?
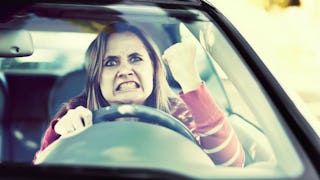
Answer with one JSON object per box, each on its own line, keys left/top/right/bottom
{"left": 162, "top": 41, "right": 202, "bottom": 93}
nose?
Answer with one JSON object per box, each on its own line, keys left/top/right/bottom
{"left": 117, "top": 62, "right": 134, "bottom": 78}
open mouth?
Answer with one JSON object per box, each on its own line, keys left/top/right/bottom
{"left": 116, "top": 81, "right": 140, "bottom": 91}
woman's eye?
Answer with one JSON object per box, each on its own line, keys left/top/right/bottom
{"left": 105, "top": 59, "right": 118, "bottom": 67}
{"left": 130, "top": 56, "right": 143, "bottom": 63}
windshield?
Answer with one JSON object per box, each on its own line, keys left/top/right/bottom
{"left": 0, "top": 1, "right": 315, "bottom": 179}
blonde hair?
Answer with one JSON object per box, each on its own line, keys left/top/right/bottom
{"left": 84, "top": 23, "right": 175, "bottom": 113}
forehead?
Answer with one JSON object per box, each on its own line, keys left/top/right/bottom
{"left": 105, "top": 32, "right": 147, "bottom": 55}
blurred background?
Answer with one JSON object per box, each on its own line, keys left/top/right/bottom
{"left": 209, "top": 0, "right": 320, "bottom": 121}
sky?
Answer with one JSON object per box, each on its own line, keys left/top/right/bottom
{"left": 208, "top": 0, "right": 320, "bottom": 120}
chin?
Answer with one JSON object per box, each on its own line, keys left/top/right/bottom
{"left": 117, "top": 97, "right": 146, "bottom": 105}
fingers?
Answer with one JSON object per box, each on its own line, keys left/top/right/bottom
{"left": 54, "top": 106, "right": 93, "bottom": 136}
{"left": 162, "top": 43, "right": 181, "bottom": 63}
{"left": 162, "top": 42, "right": 196, "bottom": 65}
{"left": 75, "top": 106, "right": 93, "bottom": 127}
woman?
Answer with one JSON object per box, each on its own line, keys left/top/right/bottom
{"left": 34, "top": 23, "right": 245, "bottom": 167}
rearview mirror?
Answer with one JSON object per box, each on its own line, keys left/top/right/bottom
{"left": 0, "top": 29, "right": 34, "bottom": 57}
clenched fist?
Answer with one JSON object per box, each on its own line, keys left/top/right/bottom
{"left": 162, "top": 41, "right": 202, "bottom": 93}
{"left": 54, "top": 106, "right": 93, "bottom": 136}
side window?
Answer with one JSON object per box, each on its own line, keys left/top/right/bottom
{"left": 179, "top": 23, "right": 231, "bottom": 114}
{"left": 213, "top": 61, "right": 261, "bottom": 129}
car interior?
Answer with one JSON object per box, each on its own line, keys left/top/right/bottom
{"left": 0, "top": 70, "right": 9, "bottom": 161}
{"left": 0, "top": 2, "right": 276, "bottom": 170}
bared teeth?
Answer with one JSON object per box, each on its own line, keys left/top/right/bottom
{"left": 118, "top": 82, "right": 138, "bottom": 90}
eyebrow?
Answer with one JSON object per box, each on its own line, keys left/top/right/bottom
{"left": 104, "top": 55, "right": 118, "bottom": 61}
{"left": 104, "top": 52, "right": 142, "bottom": 61}
{"left": 128, "top": 52, "right": 142, "bottom": 58}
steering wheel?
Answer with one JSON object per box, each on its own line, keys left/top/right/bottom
{"left": 92, "top": 104, "right": 198, "bottom": 145}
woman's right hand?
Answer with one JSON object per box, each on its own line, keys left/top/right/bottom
{"left": 54, "top": 106, "right": 93, "bottom": 135}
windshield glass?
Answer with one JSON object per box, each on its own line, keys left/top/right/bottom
{"left": 0, "top": 2, "right": 311, "bottom": 179}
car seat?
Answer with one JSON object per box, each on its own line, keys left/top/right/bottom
{"left": 48, "top": 68, "right": 87, "bottom": 120}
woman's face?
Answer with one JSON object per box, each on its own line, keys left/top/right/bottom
{"left": 100, "top": 32, "right": 154, "bottom": 105}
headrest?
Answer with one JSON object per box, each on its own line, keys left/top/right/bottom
{"left": 48, "top": 68, "right": 87, "bottom": 119}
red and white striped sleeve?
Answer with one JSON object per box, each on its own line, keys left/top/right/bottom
{"left": 179, "top": 82, "right": 245, "bottom": 167}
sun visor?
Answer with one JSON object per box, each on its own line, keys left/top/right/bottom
{"left": 0, "top": 29, "right": 34, "bottom": 57}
